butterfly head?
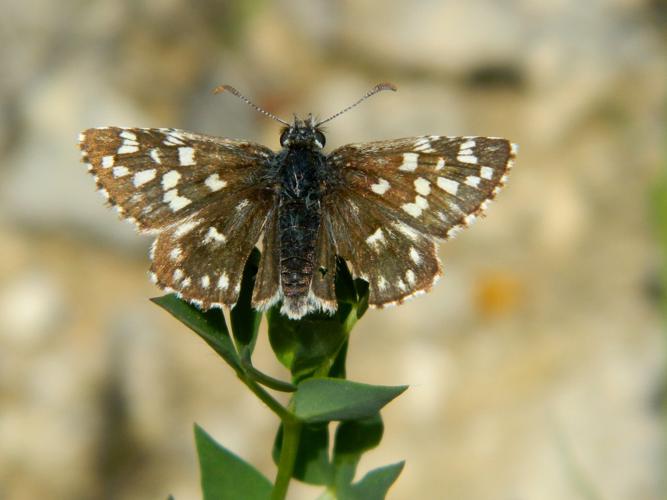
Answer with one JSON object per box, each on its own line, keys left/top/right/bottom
{"left": 280, "top": 114, "right": 326, "bottom": 149}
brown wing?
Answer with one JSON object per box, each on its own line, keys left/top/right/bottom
{"left": 324, "top": 136, "right": 516, "bottom": 306}
{"left": 80, "top": 126, "right": 277, "bottom": 307}
{"left": 79, "top": 127, "right": 274, "bottom": 233}
{"left": 150, "top": 188, "right": 274, "bottom": 308}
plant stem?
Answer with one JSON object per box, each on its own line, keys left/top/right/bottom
{"left": 240, "top": 375, "right": 293, "bottom": 421}
{"left": 271, "top": 419, "right": 302, "bottom": 500}
{"left": 241, "top": 349, "right": 297, "bottom": 392}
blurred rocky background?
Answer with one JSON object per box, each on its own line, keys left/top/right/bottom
{"left": 1, "top": 0, "right": 666, "bottom": 499}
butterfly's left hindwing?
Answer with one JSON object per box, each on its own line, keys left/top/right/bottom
{"left": 324, "top": 136, "right": 516, "bottom": 307}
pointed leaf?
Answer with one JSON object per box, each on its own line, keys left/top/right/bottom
{"left": 230, "top": 248, "right": 262, "bottom": 353}
{"left": 293, "top": 378, "right": 407, "bottom": 423}
{"left": 272, "top": 422, "right": 331, "bottom": 485}
{"left": 347, "top": 461, "right": 405, "bottom": 500}
{"left": 151, "top": 295, "right": 241, "bottom": 374}
{"left": 195, "top": 424, "right": 271, "bottom": 500}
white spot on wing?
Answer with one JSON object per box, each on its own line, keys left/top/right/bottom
{"left": 133, "top": 169, "right": 157, "bottom": 187}
{"left": 118, "top": 145, "right": 139, "bottom": 154}
{"left": 174, "top": 219, "right": 201, "bottom": 237}
{"left": 465, "top": 175, "right": 481, "bottom": 187}
{"left": 365, "top": 228, "right": 386, "bottom": 251}
{"left": 457, "top": 154, "right": 478, "bottom": 164}
{"left": 201, "top": 275, "right": 210, "bottom": 289}
{"left": 162, "top": 170, "right": 181, "bottom": 190}
{"left": 402, "top": 203, "right": 422, "bottom": 218}
{"left": 435, "top": 157, "right": 445, "bottom": 171}
{"left": 173, "top": 268, "right": 184, "bottom": 282}
{"left": 398, "top": 152, "right": 419, "bottom": 172}
{"left": 102, "top": 155, "right": 115, "bottom": 168}
{"left": 377, "top": 276, "right": 388, "bottom": 291}
{"left": 405, "top": 269, "right": 416, "bottom": 285}
{"left": 205, "top": 173, "right": 227, "bottom": 192}
{"left": 178, "top": 147, "right": 195, "bottom": 166}
{"left": 460, "top": 139, "right": 476, "bottom": 150}
{"left": 414, "top": 177, "right": 431, "bottom": 196}
{"left": 112, "top": 166, "right": 129, "bottom": 178}
{"left": 480, "top": 166, "right": 493, "bottom": 180}
{"left": 120, "top": 130, "right": 137, "bottom": 141}
{"left": 149, "top": 148, "right": 162, "bottom": 164}
{"left": 371, "top": 178, "right": 390, "bottom": 195}
{"left": 170, "top": 247, "right": 182, "bottom": 261}
{"left": 413, "top": 138, "right": 435, "bottom": 152}
{"left": 403, "top": 196, "right": 428, "bottom": 217}
{"left": 163, "top": 189, "right": 191, "bottom": 211}
{"left": 217, "top": 273, "right": 229, "bottom": 290}
{"left": 203, "top": 226, "right": 226, "bottom": 244}
{"left": 437, "top": 177, "right": 459, "bottom": 195}
{"left": 409, "top": 247, "right": 422, "bottom": 264}
{"left": 393, "top": 221, "right": 420, "bottom": 241}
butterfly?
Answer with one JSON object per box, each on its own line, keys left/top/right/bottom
{"left": 78, "top": 83, "right": 517, "bottom": 319}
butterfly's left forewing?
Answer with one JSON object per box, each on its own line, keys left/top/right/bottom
{"left": 323, "top": 136, "right": 516, "bottom": 307}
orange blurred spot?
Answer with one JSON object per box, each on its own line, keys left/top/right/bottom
{"left": 474, "top": 271, "right": 522, "bottom": 318}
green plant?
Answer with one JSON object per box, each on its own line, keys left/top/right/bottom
{"left": 153, "top": 248, "right": 407, "bottom": 499}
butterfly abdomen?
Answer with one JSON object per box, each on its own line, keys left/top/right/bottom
{"left": 277, "top": 145, "right": 326, "bottom": 316}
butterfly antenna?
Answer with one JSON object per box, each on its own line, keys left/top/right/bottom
{"left": 315, "top": 82, "right": 397, "bottom": 127}
{"left": 214, "top": 85, "right": 290, "bottom": 126}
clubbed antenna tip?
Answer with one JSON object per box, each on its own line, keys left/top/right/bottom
{"left": 315, "top": 82, "right": 398, "bottom": 126}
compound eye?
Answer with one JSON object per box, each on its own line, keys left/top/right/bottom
{"left": 314, "top": 130, "right": 326, "bottom": 148}
{"left": 279, "top": 128, "right": 290, "bottom": 146}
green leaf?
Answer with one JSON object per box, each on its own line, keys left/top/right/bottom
{"left": 267, "top": 259, "right": 363, "bottom": 382}
{"left": 334, "top": 414, "right": 384, "bottom": 460}
{"left": 151, "top": 294, "right": 241, "bottom": 375}
{"left": 230, "top": 248, "right": 262, "bottom": 354}
{"left": 347, "top": 461, "right": 405, "bottom": 500}
{"left": 332, "top": 414, "right": 384, "bottom": 487}
{"left": 267, "top": 308, "right": 351, "bottom": 382}
{"left": 293, "top": 378, "right": 407, "bottom": 423}
{"left": 194, "top": 424, "right": 272, "bottom": 500}
{"left": 272, "top": 422, "right": 331, "bottom": 485}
